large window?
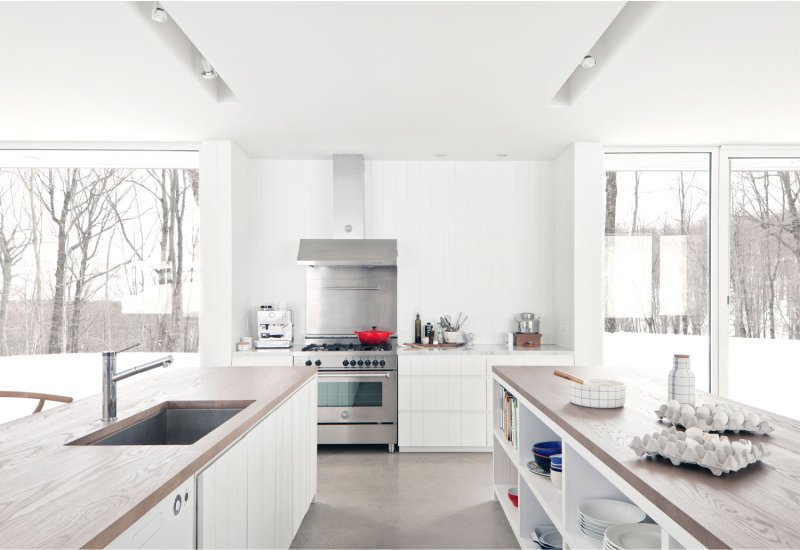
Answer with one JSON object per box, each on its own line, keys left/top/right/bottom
{"left": 0, "top": 149, "right": 199, "bottom": 423}
{"left": 726, "top": 156, "right": 800, "bottom": 418}
{"left": 603, "top": 153, "right": 711, "bottom": 392}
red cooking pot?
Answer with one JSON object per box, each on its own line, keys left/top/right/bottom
{"left": 354, "top": 326, "right": 394, "bottom": 345}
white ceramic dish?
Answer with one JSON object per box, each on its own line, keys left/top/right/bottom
{"left": 532, "top": 526, "right": 562, "bottom": 549}
{"left": 604, "top": 523, "right": 660, "bottom": 550}
{"left": 569, "top": 379, "right": 625, "bottom": 408}
{"left": 550, "top": 469, "right": 562, "bottom": 488}
{"left": 578, "top": 499, "right": 647, "bottom": 526}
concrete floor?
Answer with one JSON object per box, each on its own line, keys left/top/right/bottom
{"left": 291, "top": 446, "right": 519, "bottom": 549}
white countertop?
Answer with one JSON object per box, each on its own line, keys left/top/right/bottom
{"left": 233, "top": 343, "right": 573, "bottom": 357}
{"left": 397, "top": 343, "right": 572, "bottom": 356}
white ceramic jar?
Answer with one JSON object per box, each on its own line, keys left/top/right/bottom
{"left": 668, "top": 354, "right": 695, "bottom": 406}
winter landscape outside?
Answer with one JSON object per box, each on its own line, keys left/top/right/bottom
{"left": 0, "top": 158, "right": 200, "bottom": 423}
{"left": 604, "top": 153, "right": 800, "bottom": 420}
{"left": 0, "top": 165, "right": 200, "bottom": 355}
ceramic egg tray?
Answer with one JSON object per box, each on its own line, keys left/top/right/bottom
{"left": 629, "top": 426, "right": 768, "bottom": 476}
{"left": 655, "top": 400, "right": 774, "bottom": 435}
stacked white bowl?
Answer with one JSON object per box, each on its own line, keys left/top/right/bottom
{"left": 603, "top": 524, "right": 660, "bottom": 550}
{"left": 577, "top": 499, "right": 646, "bottom": 541}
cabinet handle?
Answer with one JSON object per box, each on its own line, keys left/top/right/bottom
{"left": 173, "top": 494, "right": 182, "bottom": 516}
{"left": 323, "top": 287, "right": 380, "bottom": 290}
{"left": 318, "top": 373, "right": 391, "bottom": 379}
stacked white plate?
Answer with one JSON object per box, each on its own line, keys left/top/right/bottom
{"left": 577, "top": 499, "right": 646, "bottom": 541}
{"left": 603, "top": 523, "right": 660, "bottom": 550}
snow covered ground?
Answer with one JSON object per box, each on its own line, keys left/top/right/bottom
{"left": 605, "top": 332, "right": 800, "bottom": 420}
{"left": 0, "top": 352, "right": 200, "bottom": 425}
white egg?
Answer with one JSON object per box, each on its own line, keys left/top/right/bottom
{"left": 730, "top": 411, "right": 745, "bottom": 426}
{"left": 695, "top": 405, "right": 710, "bottom": 419}
{"left": 713, "top": 411, "right": 729, "bottom": 426}
{"left": 745, "top": 411, "right": 761, "bottom": 426}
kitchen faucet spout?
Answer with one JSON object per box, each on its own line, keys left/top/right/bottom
{"left": 101, "top": 347, "right": 173, "bottom": 421}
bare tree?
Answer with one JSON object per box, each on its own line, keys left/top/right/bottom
{"left": 0, "top": 171, "right": 31, "bottom": 354}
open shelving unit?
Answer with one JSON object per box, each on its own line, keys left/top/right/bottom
{"left": 492, "top": 379, "right": 682, "bottom": 550}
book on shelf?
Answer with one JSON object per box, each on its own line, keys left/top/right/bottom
{"left": 500, "top": 389, "right": 519, "bottom": 449}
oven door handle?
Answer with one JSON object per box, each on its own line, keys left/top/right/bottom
{"left": 318, "top": 372, "right": 391, "bottom": 379}
{"left": 322, "top": 287, "right": 380, "bottom": 291}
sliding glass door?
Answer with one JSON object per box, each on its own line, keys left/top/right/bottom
{"left": 722, "top": 154, "right": 800, "bottom": 419}
{"left": 603, "top": 153, "right": 712, "bottom": 392}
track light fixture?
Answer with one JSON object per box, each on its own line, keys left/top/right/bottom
{"left": 151, "top": 2, "right": 168, "bottom": 23}
{"left": 200, "top": 59, "right": 218, "bottom": 80}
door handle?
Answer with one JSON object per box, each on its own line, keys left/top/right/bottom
{"left": 318, "top": 373, "right": 391, "bottom": 379}
{"left": 323, "top": 287, "right": 380, "bottom": 291}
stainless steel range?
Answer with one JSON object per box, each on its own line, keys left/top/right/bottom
{"left": 294, "top": 339, "right": 397, "bottom": 452}
{"left": 295, "top": 154, "right": 399, "bottom": 452}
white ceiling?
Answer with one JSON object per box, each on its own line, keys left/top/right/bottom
{"left": 0, "top": 1, "right": 798, "bottom": 160}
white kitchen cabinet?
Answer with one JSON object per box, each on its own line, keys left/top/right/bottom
{"left": 107, "top": 477, "right": 194, "bottom": 549}
{"left": 198, "top": 379, "right": 316, "bottom": 549}
{"left": 230, "top": 354, "right": 294, "bottom": 367}
{"left": 487, "top": 354, "right": 573, "bottom": 368}
{"left": 398, "top": 356, "right": 490, "bottom": 451}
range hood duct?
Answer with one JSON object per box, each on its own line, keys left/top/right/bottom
{"left": 297, "top": 154, "right": 397, "bottom": 266}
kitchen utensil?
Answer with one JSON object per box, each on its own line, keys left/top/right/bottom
{"left": 458, "top": 315, "right": 468, "bottom": 329}
{"left": 550, "top": 468, "right": 563, "bottom": 488}
{"left": 354, "top": 326, "right": 394, "bottom": 345}
{"left": 455, "top": 312, "right": 463, "bottom": 328}
{"left": 533, "top": 441, "right": 562, "bottom": 456}
{"left": 516, "top": 312, "right": 539, "bottom": 333}
{"left": 553, "top": 370, "right": 585, "bottom": 384}
{"left": 402, "top": 342, "right": 466, "bottom": 349}
{"left": 507, "top": 487, "right": 519, "bottom": 507}
{"left": 527, "top": 460, "right": 550, "bottom": 477}
{"left": 532, "top": 527, "right": 562, "bottom": 549}
{"left": 569, "top": 379, "right": 625, "bottom": 408}
{"left": 668, "top": 354, "right": 695, "bottom": 406}
{"left": 578, "top": 499, "right": 647, "bottom": 527}
{"left": 604, "top": 524, "right": 660, "bottom": 550}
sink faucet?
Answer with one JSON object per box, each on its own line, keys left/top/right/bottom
{"left": 102, "top": 343, "right": 173, "bottom": 421}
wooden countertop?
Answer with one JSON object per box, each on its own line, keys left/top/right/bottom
{"left": 0, "top": 366, "right": 316, "bottom": 549}
{"left": 492, "top": 365, "right": 800, "bottom": 549}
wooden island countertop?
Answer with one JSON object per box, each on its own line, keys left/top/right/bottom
{"left": 493, "top": 365, "right": 800, "bottom": 549}
{"left": 0, "top": 366, "right": 316, "bottom": 549}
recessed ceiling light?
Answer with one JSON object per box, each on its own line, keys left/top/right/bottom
{"left": 434, "top": 153, "right": 446, "bottom": 158}
{"left": 200, "top": 59, "right": 218, "bottom": 80}
{"left": 151, "top": 2, "right": 168, "bottom": 23}
{"left": 581, "top": 55, "right": 596, "bottom": 69}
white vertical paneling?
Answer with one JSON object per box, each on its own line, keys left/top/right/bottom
{"left": 399, "top": 411, "right": 411, "bottom": 446}
{"left": 247, "top": 159, "right": 554, "bottom": 345}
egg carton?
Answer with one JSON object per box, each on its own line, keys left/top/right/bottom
{"left": 655, "top": 400, "right": 774, "bottom": 435}
{"left": 629, "top": 426, "right": 768, "bottom": 476}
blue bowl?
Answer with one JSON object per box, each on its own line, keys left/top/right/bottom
{"left": 532, "top": 441, "right": 562, "bottom": 457}
{"left": 550, "top": 454, "right": 563, "bottom": 468}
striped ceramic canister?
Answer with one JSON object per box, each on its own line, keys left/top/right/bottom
{"left": 668, "top": 354, "right": 695, "bottom": 405}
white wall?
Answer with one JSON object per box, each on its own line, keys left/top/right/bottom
{"left": 247, "top": 160, "right": 555, "bottom": 344}
{"left": 552, "top": 143, "right": 604, "bottom": 365}
{"left": 200, "top": 140, "right": 251, "bottom": 365}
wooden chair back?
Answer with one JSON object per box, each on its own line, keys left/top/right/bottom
{"left": 0, "top": 391, "right": 74, "bottom": 414}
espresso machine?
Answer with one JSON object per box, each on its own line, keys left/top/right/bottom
{"left": 254, "top": 305, "right": 294, "bottom": 349}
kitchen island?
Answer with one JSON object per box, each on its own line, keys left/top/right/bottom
{"left": 0, "top": 366, "right": 317, "bottom": 548}
{"left": 492, "top": 365, "right": 800, "bottom": 549}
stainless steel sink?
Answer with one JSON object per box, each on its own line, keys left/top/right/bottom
{"left": 68, "top": 401, "right": 253, "bottom": 446}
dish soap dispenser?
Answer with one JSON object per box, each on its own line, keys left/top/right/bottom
{"left": 668, "top": 354, "right": 695, "bottom": 406}
{"left": 414, "top": 313, "right": 422, "bottom": 344}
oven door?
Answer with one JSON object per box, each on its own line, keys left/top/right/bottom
{"left": 317, "top": 370, "right": 397, "bottom": 424}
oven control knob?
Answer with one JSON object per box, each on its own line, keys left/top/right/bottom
{"left": 379, "top": 360, "right": 385, "bottom": 366}
{"left": 315, "top": 360, "right": 321, "bottom": 367}
{"left": 305, "top": 360, "right": 312, "bottom": 366}
{"left": 357, "top": 360, "right": 364, "bottom": 366}
{"left": 349, "top": 360, "right": 356, "bottom": 366}
{"left": 342, "top": 360, "right": 348, "bottom": 367}
{"left": 371, "top": 360, "right": 378, "bottom": 366}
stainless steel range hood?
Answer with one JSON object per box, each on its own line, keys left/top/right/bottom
{"left": 297, "top": 239, "right": 397, "bottom": 266}
{"left": 297, "top": 154, "right": 397, "bottom": 266}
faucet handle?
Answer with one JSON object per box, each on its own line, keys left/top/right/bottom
{"left": 116, "top": 342, "right": 141, "bottom": 354}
